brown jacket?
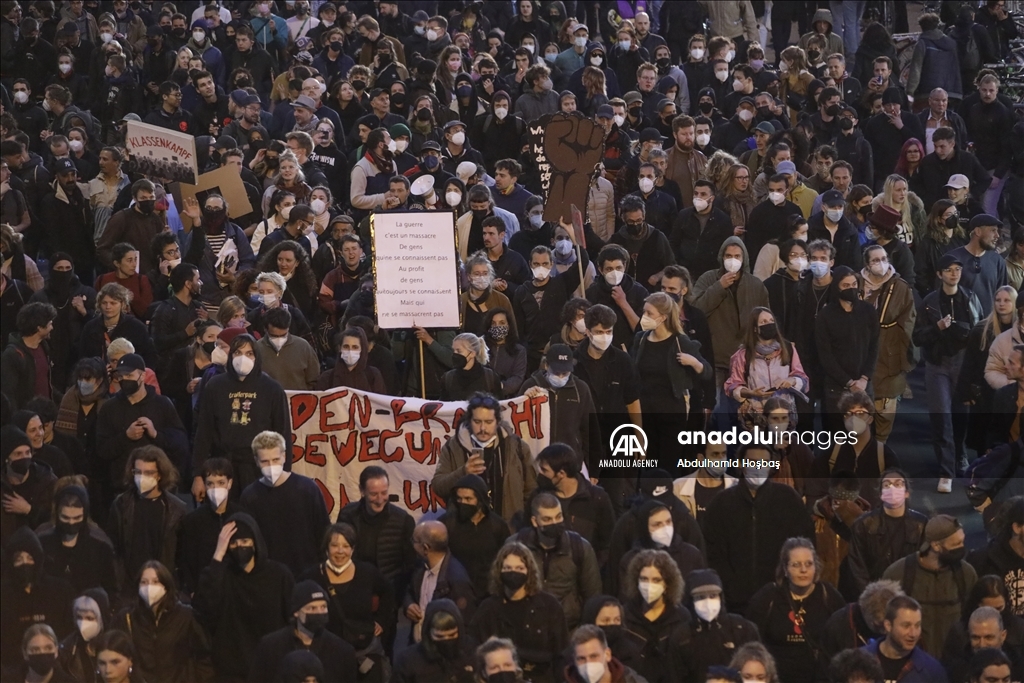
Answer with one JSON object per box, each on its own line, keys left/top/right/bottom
{"left": 96, "top": 207, "right": 166, "bottom": 273}
{"left": 664, "top": 144, "right": 708, "bottom": 207}
{"left": 863, "top": 271, "right": 916, "bottom": 398}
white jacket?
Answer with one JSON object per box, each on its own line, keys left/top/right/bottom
{"left": 985, "top": 326, "right": 1024, "bottom": 390}
{"left": 673, "top": 472, "right": 738, "bottom": 520}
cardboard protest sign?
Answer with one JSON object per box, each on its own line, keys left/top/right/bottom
{"left": 287, "top": 389, "right": 551, "bottom": 520}
{"left": 169, "top": 165, "right": 253, "bottom": 220}
{"left": 125, "top": 120, "right": 198, "bottom": 184}
{"left": 528, "top": 111, "right": 605, "bottom": 224}
{"left": 371, "top": 211, "right": 461, "bottom": 330}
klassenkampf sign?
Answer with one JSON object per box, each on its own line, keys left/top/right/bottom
{"left": 125, "top": 120, "right": 198, "bottom": 184}
{"left": 287, "top": 388, "right": 550, "bottom": 520}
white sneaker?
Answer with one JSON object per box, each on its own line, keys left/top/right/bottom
{"left": 937, "top": 478, "right": 953, "bottom": 493}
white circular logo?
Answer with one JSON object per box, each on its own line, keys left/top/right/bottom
{"left": 609, "top": 424, "right": 648, "bottom": 458}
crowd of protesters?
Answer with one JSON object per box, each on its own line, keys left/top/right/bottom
{"left": 2, "top": 0, "right": 1024, "bottom": 682}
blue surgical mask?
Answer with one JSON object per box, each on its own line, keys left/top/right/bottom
{"left": 809, "top": 261, "right": 829, "bottom": 279}
{"left": 529, "top": 213, "right": 543, "bottom": 229}
{"left": 547, "top": 372, "right": 570, "bottom": 388}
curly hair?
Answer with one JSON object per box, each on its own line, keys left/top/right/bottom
{"left": 729, "top": 642, "right": 780, "bottom": 683}
{"left": 488, "top": 542, "right": 543, "bottom": 597}
{"left": 258, "top": 240, "right": 317, "bottom": 295}
{"left": 123, "top": 445, "right": 180, "bottom": 492}
{"left": 623, "top": 549, "right": 684, "bottom": 606}
{"left": 704, "top": 150, "right": 739, "bottom": 190}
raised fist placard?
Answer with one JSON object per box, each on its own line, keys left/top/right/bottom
{"left": 527, "top": 112, "right": 605, "bottom": 225}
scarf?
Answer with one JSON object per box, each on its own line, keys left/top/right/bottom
{"left": 755, "top": 340, "right": 781, "bottom": 357}
{"left": 294, "top": 113, "right": 321, "bottom": 135}
{"left": 55, "top": 382, "right": 107, "bottom": 435}
{"left": 364, "top": 149, "right": 393, "bottom": 175}
{"left": 861, "top": 263, "right": 895, "bottom": 304}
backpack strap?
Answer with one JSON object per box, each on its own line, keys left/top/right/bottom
{"left": 877, "top": 441, "right": 886, "bottom": 475}
{"left": 901, "top": 553, "right": 917, "bottom": 596}
{"left": 828, "top": 443, "right": 842, "bottom": 472}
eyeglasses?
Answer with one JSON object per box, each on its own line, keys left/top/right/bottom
{"left": 845, "top": 410, "right": 871, "bottom": 417}
{"left": 881, "top": 480, "right": 906, "bottom": 489}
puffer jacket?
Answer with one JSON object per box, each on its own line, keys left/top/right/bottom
{"left": 588, "top": 175, "right": 617, "bottom": 242}
{"left": 335, "top": 499, "right": 417, "bottom": 590}
{"left": 511, "top": 526, "right": 602, "bottom": 630}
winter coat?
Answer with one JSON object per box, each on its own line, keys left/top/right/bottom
{"left": 404, "top": 552, "right": 478, "bottom": 632}
{"left": 114, "top": 599, "right": 212, "bottom": 683}
{"left": 95, "top": 385, "right": 189, "bottom": 483}
{"left": 798, "top": 9, "right": 847, "bottom": 56}
{"left": 78, "top": 313, "right": 157, "bottom": 369}
{"left": 470, "top": 591, "right": 569, "bottom": 683}
{"left": 846, "top": 508, "right": 929, "bottom": 595}
{"left": 705, "top": 0, "right": 759, "bottom": 41}
{"left": 589, "top": 176, "right": 617, "bottom": 242}
{"left": 585, "top": 272, "right": 648, "bottom": 350}
{"left": 511, "top": 526, "right": 602, "bottom": 629}
{"left": 0, "top": 336, "right": 53, "bottom": 410}
{"left": 248, "top": 623, "right": 358, "bottom": 683}
{"left": 679, "top": 607, "right": 760, "bottom": 682}
{"left": 916, "top": 149, "right": 992, "bottom": 210}
{"left": 907, "top": 29, "right": 963, "bottom": 99}
{"left": 691, "top": 236, "right": 770, "bottom": 369}
{"left": 623, "top": 598, "right": 692, "bottom": 683}
{"left": 335, "top": 500, "right": 417, "bottom": 594}
{"left": 669, "top": 207, "right": 735, "bottom": 278}
{"left": 914, "top": 286, "right": 983, "bottom": 364}
{"left": 391, "top": 598, "right": 477, "bottom": 683}
{"left": 433, "top": 422, "right": 536, "bottom": 523}
{"left": 808, "top": 213, "right": 863, "bottom": 271}
{"left": 520, "top": 371, "right": 604, "bottom": 474}
{"left": 0, "top": 460, "right": 56, "bottom": 546}
{"left": 107, "top": 487, "right": 188, "bottom": 583}
{"left": 865, "top": 274, "right": 917, "bottom": 398}
{"left": 255, "top": 333, "right": 320, "bottom": 391}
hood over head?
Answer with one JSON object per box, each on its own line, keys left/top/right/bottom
{"left": 55, "top": 484, "right": 92, "bottom": 522}
{"left": 225, "top": 333, "right": 264, "bottom": 380}
{"left": 717, "top": 235, "right": 752, "bottom": 273}
{"left": 582, "top": 594, "right": 623, "bottom": 625}
{"left": 812, "top": 8, "right": 835, "bottom": 31}
{"left": 4, "top": 525, "right": 44, "bottom": 569}
{"left": 451, "top": 473, "right": 492, "bottom": 515}
{"left": 277, "top": 650, "right": 325, "bottom": 683}
{"left": 830, "top": 265, "right": 857, "bottom": 299}
{"left": 226, "top": 512, "right": 268, "bottom": 567}
{"left": 421, "top": 597, "right": 468, "bottom": 661}
{"left": 636, "top": 499, "right": 671, "bottom": 546}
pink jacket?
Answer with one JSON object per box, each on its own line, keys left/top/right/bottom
{"left": 724, "top": 346, "right": 809, "bottom": 402}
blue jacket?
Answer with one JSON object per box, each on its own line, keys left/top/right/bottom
{"left": 862, "top": 640, "right": 948, "bottom": 683}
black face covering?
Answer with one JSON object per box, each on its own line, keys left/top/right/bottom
{"left": 416, "top": 107, "right": 433, "bottom": 122}
{"left": 839, "top": 288, "right": 860, "bottom": 303}
{"left": 698, "top": 102, "right": 714, "bottom": 115}
{"left": 488, "top": 672, "right": 518, "bottom": 683}
{"left": 839, "top": 117, "right": 854, "bottom": 131}
{"left": 945, "top": 214, "right": 959, "bottom": 229}
{"left": 11, "top": 562, "right": 36, "bottom": 588}
{"left": 120, "top": 379, "right": 141, "bottom": 395}
{"left": 434, "top": 638, "right": 461, "bottom": 659}
{"left": 536, "top": 473, "right": 557, "bottom": 490}
{"left": 538, "top": 522, "right": 564, "bottom": 543}
{"left": 757, "top": 105, "right": 771, "bottom": 117}
{"left": 826, "top": 104, "right": 840, "bottom": 117}
{"left": 500, "top": 570, "right": 528, "bottom": 593}
{"left": 758, "top": 323, "right": 778, "bottom": 340}
{"left": 939, "top": 547, "right": 967, "bottom": 565}
{"left": 49, "top": 269, "right": 74, "bottom": 294}
{"left": 26, "top": 653, "right": 56, "bottom": 676}
{"left": 302, "top": 612, "right": 329, "bottom": 634}
{"left": 9, "top": 458, "right": 31, "bottom": 476}
{"left": 136, "top": 199, "right": 156, "bottom": 214}
{"left": 451, "top": 353, "right": 469, "bottom": 370}
{"left": 601, "top": 624, "right": 623, "bottom": 644}
{"left": 455, "top": 502, "right": 478, "bottom": 522}
{"left": 230, "top": 545, "right": 255, "bottom": 568}
{"left": 57, "top": 519, "right": 84, "bottom": 538}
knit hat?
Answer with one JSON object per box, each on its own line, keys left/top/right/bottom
{"left": 218, "top": 327, "right": 249, "bottom": 346}
{"left": 920, "top": 514, "right": 961, "bottom": 553}
{"left": 290, "top": 580, "right": 328, "bottom": 613}
{"left": 2, "top": 425, "right": 32, "bottom": 460}
{"left": 389, "top": 123, "right": 411, "bottom": 139}
{"left": 882, "top": 87, "right": 903, "bottom": 104}
{"left": 870, "top": 204, "right": 901, "bottom": 233}
{"left": 687, "top": 569, "right": 724, "bottom": 597}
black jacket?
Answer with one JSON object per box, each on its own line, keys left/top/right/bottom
{"left": 607, "top": 227, "right": 677, "bottom": 294}
{"left": 470, "top": 591, "right": 569, "bottom": 683}
{"left": 0, "top": 336, "right": 52, "bottom": 410}
{"left": 913, "top": 285, "right": 983, "bottom": 363}
{"left": 513, "top": 267, "right": 585, "bottom": 361}
{"left": 78, "top": 313, "right": 157, "bottom": 368}
{"left": 106, "top": 487, "right": 188, "bottom": 588}
{"left": 39, "top": 521, "right": 118, "bottom": 598}
{"left": 744, "top": 199, "right": 804, "bottom": 265}
{"left": 523, "top": 476, "right": 616, "bottom": 563}
{"left": 336, "top": 499, "right": 417, "bottom": 599}
{"left": 845, "top": 507, "right": 929, "bottom": 594}
{"left": 176, "top": 499, "right": 247, "bottom": 595}
{"left": 113, "top": 599, "right": 212, "bottom": 683}
{"left": 440, "top": 474, "right": 512, "bottom": 598}
{"left": 623, "top": 598, "right": 692, "bottom": 683}
{"left": 823, "top": 603, "right": 884, "bottom": 657}
{"left": 815, "top": 298, "right": 880, "bottom": 391}
{"left": 393, "top": 598, "right": 477, "bottom": 683}
{"left": 679, "top": 604, "right": 761, "bottom": 682}
{"left": 584, "top": 273, "right": 648, "bottom": 351}
{"left": 808, "top": 213, "right": 863, "bottom": 271}
{"left": 0, "top": 460, "right": 56, "bottom": 546}
{"left": 520, "top": 371, "right": 604, "bottom": 475}
{"left": 968, "top": 537, "right": 1024, "bottom": 612}
{"left": 831, "top": 129, "right": 875, "bottom": 189}
{"left": 248, "top": 623, "right": 358, "bottom": 683}
{"left": 915, "top": 148, "right": 993, "bottom": 210}
{"left": 702, "top": 481, "right": 816, "bottom": 613}
{"left": 404, "top": 550, "right": 478, "bottom": 634}
{"left": 863, "top": 110, "right": 926, "bottom": 192}
{"left": 95, "top": 385, "right": 189, "bottom": 484}
{"left": 193, "top": 512, "right": 295, "bottom": 681}
{"left": 669, "top": 207, "right": 735, "bottom": 278}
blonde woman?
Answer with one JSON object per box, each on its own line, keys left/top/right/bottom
{"left": 441, "top": 332, "right": 501, "bottom": 400}
{"left": 960, "top": 285, "right": 1017, "bottom": 453}
{"left": 581, "top": 66, "right": 609, "bottom": 116}
{"left": 871, "top": 174, "right": 926, "bottom": 249}
{"left": 778, "top": 46, "right": 815, "bottom": 125}
{"left": 260, "top": 152, "right": 312, "bottom": 215}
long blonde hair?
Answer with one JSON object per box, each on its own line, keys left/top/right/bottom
{"left": 980, "top": 285, "right": 1018, "bottom": 349}
{"left": 645, "top": 292, "right": 683, "bottom": 336}
{"left": 879, "top": 174, "right": 915, "bottom": 235}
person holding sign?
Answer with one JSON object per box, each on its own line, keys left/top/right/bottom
{"left": 432, "top": 393, "right": 537, "bottom": 523}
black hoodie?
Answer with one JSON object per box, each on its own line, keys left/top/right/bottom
{"left": 440, "top": 474, "right": 511, "bottom": 598}
{"left": 392, "top": 598, "right": 477, "bottom": 683}
{"left": 0, "top": 457, "right": 57, "bottom": 545}
{"left": 39, "top": 485, "right": 118, "bottom": 597}
{"left": 0, "top": 526, "right": 75, "bottom": 668}
{"left": 192, "top": 340, "right": 291, "bottom": 492}
{"left": 193, "top": 512, "right": 294, "bottom": 681}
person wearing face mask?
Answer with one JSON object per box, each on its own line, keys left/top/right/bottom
{"left": 96, "top": 179, "right": 166, "bottom": 274}
{"left": 702, "top": 444, "right": 816, "bottom": 614}
{"left": 112, "top": 559, "right": 213, "bottom": 682}
{"left": 669, "top": 179, "right": 733, "bottom": 279}
{"left": 0, "top": 425, "right": 58, "bottom": 547}
{"left": 254, "top": 307, "right": 319, "bottom": 391}
{"left": 724, "top": 305, "right": 809, "bottom": 413}
{"left": 797, "top": 9, "right": 845, "bottom": 65}
{"left": 177, "top": 458, "right": 245, "bottom": 597}
{"left": 514, "top": 64, "right": 561, "bottom": 122}
{"left": 882, "top": 514, "right": 979, "bottom": 657}
{"left": 461, "top": 252, "right": 513, "bottom": 335}
{"left": 397, "top": 597, "right": 480, "bottom": 682}
{"left": 10, "top": 622, "right": 78, "bottom": 683}
{"left": 440, "top": 474, "right": 512, "bottom": 598}
{"left": 612, "top": 500, "right": 705, "bottom": 599}
{"left": 441, "top": 332, "right": 502, "bottom": 401}
{"left": 58, "top": 588, "right": 110, "bottom": 683}
{"left": 575, "top": 596, "right": 645, "bottom": 676}
{"left": 249, "top": 580, "right": 357, "bottom": 683}
{"left": 192, "top": 333, "right": 290, "bottom": 499}
{"left": 470, "top": 543, "right": 569, "bottom": 683}
{"left": 808, "top": 188, "right": 862, "bottom": 271}
{"left": 677, "top": 569, "right": 760, "bottom": 681}
{"left": 671, "top": 441, "right": 738, "bottom": 524}
{"left": 37, "top": 486, "right": 117, "bottom": 598}
{"left": 315, "top": 326, "right": 385, "bottom": 393}
{"left": 194, "top": 512, "right": 295, "bottom": 681}
{"left": 563, "top": 624, "right": 648, "bottom": 683}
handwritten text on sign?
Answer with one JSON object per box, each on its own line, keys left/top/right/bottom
{"left": 372, "top": 211, "right": 461, "bottom": 329}
{"left": 287, "top": 389, "right": 550, "bottom": 520}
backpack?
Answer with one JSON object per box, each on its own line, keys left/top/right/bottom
{"left": 828, "top": 441, "right": 886, "bottom": 474}
{"left": 901, "top": 553, "right": 967, "bottom": 607}
{"left": 953, "top": 25, "right": 981, "bottom": 72}
{"left": 964, "top": 438, "right": 1023, "bottom": 507}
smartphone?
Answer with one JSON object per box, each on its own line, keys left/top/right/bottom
{"left": 470, "top": 448, "right": 483, "bottom": 459}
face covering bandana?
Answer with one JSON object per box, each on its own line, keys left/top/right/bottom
{"left": 604, "top": 270, "right": 624, "bottom": 286}
{"left": 809, "top": 260, "right": 830, "bottom": 278}
{"left": 135, "top": 474, "right": 158, "bottom": 494}
{"left": 77, "top": 618, "right": 102, "bottom": 642}
{"left": 723, "top": 257, "right": 742, "bottom": 273}
{"left": 547, "top": 372, "right": 570, "bottom": 388}
{"left": 139, "top": 583, "right": 166, "bottom": 607}
{"left": 533, "top": 266, "right": 551, "bottom": 280}
{"left": 262, "top": 464, "right": 284, "bottom": 485}
{"left": 650, "top": 525, "right": 673, "bottom": 547}
{"left": 232, "top": 355, "right": 255, "bottom": 376}
{"left": 577, "top": 662, "right": 607, "bottom": 683}
{"left": 638, "top": 580, "right": 665, "bottom": 604}
{"left": 694, "top": 596, "right": 721, "bottom": 622}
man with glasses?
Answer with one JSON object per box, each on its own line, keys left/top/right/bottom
{"left": 143, "top": 81, "right": 191, "bottom": 133}
{"left": 913, "top": 253, "right": 983, "bottom": 491}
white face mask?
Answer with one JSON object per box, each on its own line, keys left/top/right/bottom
{"left": 696, "top": 133, "right": 710, "bottom": 146}
{"left": 42, "top": 99, "right": 51, "bottom": 111}
{"left": 725, "top": 49, "right": 736, "bottom": 62}
{"left": 13, "top": 91, "right": 28, "bottom": 104}
{"left": 575, "top": 36, "right": 588, "bottom": 48}
{"left": 59, "top": 63, "right": 72, "bottom": 74}
{"left": 604, "top": 270, "right": 624, "bottom": 286}
{"left": 70, "top": 139, "right": 84, "bottom": 153}
{"left": 523, "top": 44, "right": 534, "bottom": 54}
{"left": 394, "top": 139, "right": 409, "bottom": 153}
{"left": 790, "top": 257, "right": 808, "bottom": 272}
{"left": 387, "top": 139, "right": 397, "bottom": 153}
{"left": 261, "top": 292, "right": 278, "bottom": 307}
{"left": 590, "top": 333, "right": 613, "bottom": 351}
{"left": 715, "top": 70, "right": 729, "bottom": 82}
{"left": 450, "top": 131, "right": 466, "bottom": 146}
{"left": 690, "top": 48, "right": 705, "bottom": 60}
{"left": 206, "top": 486, "right": 229, "bottom": 509}
{"left": 638, "top": 580, "right": 665, "bottom": 604}
{"left": 341, "top": 350, "right": 360, "bottom": 367}
{"left": 738, "top": 109, "right": 754, "bottom": 122}
{"left": 573, "top": 318, "right": 587, "bottom": 334}
{"left": 471, "top": 275, "right": 493, "bottom": 290}
{"left": 577, "top": 662, "right": 606, "bottom": 683}
{"left": 211, "top": 347, "right": 228, "bottom": 365}
{"left": 826, "top": 208, "right": 845, "bottom": 223}
{"left": 426, "top": 28, "right": 439, "bottom": 41}
{"left": 619, "top": 40, "right": 631, "bottom": 51}
{"left": 869, "top": 261, "right": 889, "bottom": 277}
{"left": 261, "top": 464, "right": 284, "bottom": 484}
{"left": 555, "top": 239, "right": 573, "bottom": 256}
{"left": 845, "top": 416, "right": 870, "bottom": 435}
{"left": 693, "top": 197, "right": 709, "bottom": 212}
{"left": 723, "top": 257, "right": 742, "bottom": 273}
{"left": 139, "top": 583, "right": 166, "bottom": 607}
{"left": 613, "top": 114, "right": 625, "bottom": 127}
{"left": 77, "top": 618, "right": 101, "bottom": 642}
{"left": 532, "top": 265, "right": 551, "bottom": 280}
{"left": 232, "top": 355, "right": 255, "bottom": 376}
{"left": 310, "top": 199, "right": 326, "bottom": 215}
{"left": 745, "top": 469, "right": 769, "bottom": 487}
{"left": 100, "top": 32, "right": 113, "bottom": 44}
{"left": 650, "top": 525, "right": 673, "bottom": 547}
{"left": 193, "top": 30, "right": 205, "bottom": 42}
{"left": 446, "top": 191, "right": 462, "bottom": 207}
{"left": 640, "top": 314, "right": 660, "bottom": 331}
{"left": 269, "top": 335, "right": 287, "bottom": 350}
{"left": 494, "top": 107, "right": 508, "bottom": 120}
{"left": 639, "top": 177, "right": 655, "bottom": 194}
{"left": 768, "top": 191, "right": 786, "bottom": 205}
{"left": 135, "top": 474, "right": 158, "bottom": 494}
{"left": 694, "top": 596, "right": 722, "bottom": 622}
{"left": 591, "top": 56, "right": 603, "bottom": 66}
{"left": 733, "top": 79, "right": 746, "bottom": 92}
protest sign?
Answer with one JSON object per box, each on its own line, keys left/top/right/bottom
{"left": 371, "top": 211, "right": 461, "bottom": 330}
{"left": 125, "top": 120, "right": 198, "bottom": 184}
{"left": 287, "top": 388, "right": 550, "bottom": 520}
{"left": 527, "top": 111, "right": 605, "bottom": 224}
{"left": 169, "top": 165, "right": 253, "bottom": 220}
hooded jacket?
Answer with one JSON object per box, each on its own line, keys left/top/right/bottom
{"left": 392, "top": 598, "right": 477, "bottom": 683}
{"left": 0, "top": 457, "right": 57, "bottom": 545}
{"left": 193, "top": 512, "right": 295, "bottom": 680}
{"left": 0, "top": 526, "right": 75, "bottom": 668}
{"left": 512, "top": 525, "right": 602, "bottom": 630}
{"left": 247, "top": 611, "right": 358, "bottom": 683}
{"left": 433, "top": 421, "right": 537, "bottom": 523}
{"left": 176, "top": 496, "right": 247, "bottom": 596}
{"left": 691, "top": 237, "right": 771, "bottom": 369}
{"left": 113, "top": 591, "right": 212, "bottom": 683}
{"left": 679, "top": 585, "right": 761, "bottom": 681}
{"left": 798, "top": 9, "right": 846, "bottom": 57}
{"left": 907, "top": 29, "right": 963, "bottom": 99}
{"left": 440, "top": 474, "right": 512, "bottom": 597}
{"left": 520, "top": 371, "right": 604, "bottom": 475}
{"left": 611, "top": 500, "right": 707, "bottom": 598}
{"left": 39, "top": 485, "right": 118, "bottom": 597}
{"left": 95, "top": 384, "right": 189, "bottom": 483}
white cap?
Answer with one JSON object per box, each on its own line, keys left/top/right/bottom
{"left": 456, "top": 161, "right": 478, "bottom": 182}
{"left": 945, "top": 173, "right": 970, "bottom": 190}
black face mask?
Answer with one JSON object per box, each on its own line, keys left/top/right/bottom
{"left": 9, "top": 458, "right": 31, "bottom": 476}
{"left": 500, "top": 570, "right": 528, "bottom": 593}
{"left": 264, "top": 155, "right": 279, "bottom": 169}
{"left": 391, "top": 92, "right": 406, "bottom": 106}
{"left": 26, "top": 653, "right": 56, "bottom": 677}
{"left": 120, "top": 378, "right": 141, "bottom": 395}
{"left": 838, "top": 288, "right": 860, "bottom": 303}
{"left": 202, "top": 341, "right": 217, "bottom": 356}
{"left": 945, "top": 214, "right": 959, "bottom": 229}
{"left": 536, "top": 473, "right": 557, "bottom": 490}
{"left": 136, "top": 199, "right": 156, "bottom": 214}
{"left": 302, "top": 612, "right": 329, "bottom": 633}
{"left": 601, "top": 624, "right": 623, "bottom": 644}
{"left": 698, "top": 102, "right": 714, "bottom": 115}
{"left": 628, "top": 106, "right": 642, "bottom": 119}
{"left": 172, "top": 27, "right": 187, "bottom": 37}
{"left": 656, "top": 57, "right": 670, "bottom": 69}
{"left": 434, "top": 638, "right": 461, "bottom": 659}
{"left": 351, "top": 80, "right": 367, "bottom": 91}
{"left": 202, "top": 207, "right": 228, "bottom": 227}
{"left": 56, "top": 519, "right": 84, "bottom": 538}
{"left": 378, "top": 53, "right": 392, "bottom": 66}
{"left": 488, "top": 672, "right": 518, "bottom": 683}
{"left": 230, "top": 545, "right": 255, "bottom": 568}
{"left": 758, "top": 323, "right": 778, "bottom": 340}
{"left": 757, "top": 105, "right": 771, "bottom": 117}
{"left": 538, "top": 521, "right": 564, "bottom": 543}
{"left": 472, "top": 208, "right": 489, "bottom": 221}
{"left": 452, "top": 353, "right": 469, "bottom": 370}
{"left": 455, "top": 502, "right": 478, "bottom": 522}
{"left": 839, "top": 117, "right": 854, "bottom": 131}
{"left": 939, "top": 546, "right": 967, "bottom": 565}
{"left": 330, "top": 40, "right": 343, "bottom": 53}
{"left": 808, "top": 50, "right": 821, "bottom": 61}
{"left": 825, "top": 104, "right": 840, "bottom": 117}
{"left": 49, "top": 269, "right": 74, "bottom": 291}
{"left": 11, "top": 563, "right": 35, "bottom": 588}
